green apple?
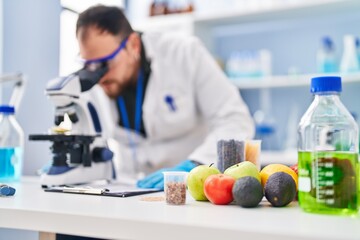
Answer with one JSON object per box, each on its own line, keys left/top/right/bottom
{"left": 224, "top": 161, "right": 261, "bottom": 182}
{"left": 187, "top": 164, "right": 221, "bottom": 201}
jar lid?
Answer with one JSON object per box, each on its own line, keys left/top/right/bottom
{"left": 0, "top": 105, "right": 15, "bottom": 113}
{"left": 311, "top": 76, "right": 342, "bottom": 93}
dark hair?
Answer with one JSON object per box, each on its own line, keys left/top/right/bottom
{"left": 76, "top": 5, "right": 133, "bottom": 40}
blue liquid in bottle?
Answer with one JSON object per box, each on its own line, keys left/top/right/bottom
{"left": 0, "top": 147, "right": 22, "bottom": 182}
{"left": 0, "top": 105, "right": 24, "bottom": 182}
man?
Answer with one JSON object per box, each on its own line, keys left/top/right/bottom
{"left": 76, "top": 5, "right": 254, "bottom": 189}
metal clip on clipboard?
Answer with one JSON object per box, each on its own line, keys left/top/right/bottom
{"left": 62, "top": 186, "right": 109, "bottom": 195}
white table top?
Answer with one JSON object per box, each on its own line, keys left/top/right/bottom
{"left": 0, "top": 177, "right": 359, "bottom": 240}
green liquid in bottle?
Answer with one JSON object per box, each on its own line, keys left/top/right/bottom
{"left": 298, "top": 151, "right": 358, "bottom": 216}
{"left": 358, "top": 162, "right": 360, "bottom": 208}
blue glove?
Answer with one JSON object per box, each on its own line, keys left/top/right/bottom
{"left": 136, "top": 160, "right": 197, "bottom": 190}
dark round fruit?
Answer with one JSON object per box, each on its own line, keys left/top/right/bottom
{"left": 232, "top": 176, "right": 263, "bottom": 208}
{"left": 264, "top": 172, "right": 296, "bottom": 207}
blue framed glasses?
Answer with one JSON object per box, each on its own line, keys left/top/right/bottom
{"left": 82, "top": 37, "right": 128, "bottom": 72}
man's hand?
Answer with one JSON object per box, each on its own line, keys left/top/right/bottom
{"left": 136, "top": 160, "right": 197, "bottom": 190}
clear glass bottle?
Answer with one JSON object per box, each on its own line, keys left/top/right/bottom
{"left": 298, "top": 76, "right": 359, "bottom": 215}
{"left": 340, "top": 35, "right": 360, "bottom": 73}
{"left": 0, "top": 105, "right": 24, "bottom": 182}
{"left": 356, "top": 37, "right": 360, "bottom": 69}
{"left": 316, "top": 36, "right": 337, "bottom": 73}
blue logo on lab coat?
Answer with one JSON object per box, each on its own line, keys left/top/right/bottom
{"left": 164, "top": 95, "right": 176, "bottom": 112}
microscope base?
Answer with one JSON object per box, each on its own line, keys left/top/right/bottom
{"left": 41, "top": 161, "right": 114, "bottom": 187}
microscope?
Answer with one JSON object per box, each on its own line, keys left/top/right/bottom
{"left": 29, "top": 67, "right": 117, "bottom": 187}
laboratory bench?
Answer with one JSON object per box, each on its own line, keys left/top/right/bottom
{"left": 0, "top": 177, "right": 359, "bottom": 240}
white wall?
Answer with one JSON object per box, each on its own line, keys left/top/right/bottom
{"left": 2, "top": 0, "right": 61, "bottom": 175}
{"left": 0, "top": 0, "right": 3, "bottom": 102}
{"left": 0, "top": 0, "right": 2, "bottom": 74}
{"left": 0, "top": 1, "right": 60, "bottom": 238}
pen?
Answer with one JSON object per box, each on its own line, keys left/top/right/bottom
{"left": 62, "top": 186, "right": 108, "bottom": 195}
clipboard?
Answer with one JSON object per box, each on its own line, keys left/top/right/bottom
{"left": 44, "top": 186, "right": 162, "bottom": 198}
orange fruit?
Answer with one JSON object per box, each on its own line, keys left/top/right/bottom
{"left": 260, "top": 164, "right": 298, "bottom": 189}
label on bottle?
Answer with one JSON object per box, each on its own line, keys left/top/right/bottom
{"left": 298, "top": 177, "right": 311, "bottom": 192}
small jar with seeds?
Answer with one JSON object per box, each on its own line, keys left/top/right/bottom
{"left": 163, "top": 171, "right": 187, "bottom": 205}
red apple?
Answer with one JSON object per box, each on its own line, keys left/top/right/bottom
{"left": 290, "top": 163, "right": 298, "bottom": 175}
{"left": 204, "top": 174, "right": 235, "bottom": 205}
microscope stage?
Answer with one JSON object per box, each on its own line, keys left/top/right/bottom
{"left": 29, "top": 134, "right": 100, "bottom": 143}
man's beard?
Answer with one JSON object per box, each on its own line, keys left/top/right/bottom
{"left": 100, "top": 76, "right": 136, "bottom": 99}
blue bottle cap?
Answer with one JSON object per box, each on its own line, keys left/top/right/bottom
{"left": 256, "top": 124, "right": 275, "bottom": 135}
{"left": 322, "top": 36, "right": 333, "bottom": 50}
{"left": 0, "top": 105, "right": 15, "bottom": 113}
{"left": 0, "top": 186, "right": 10, "bottom": 195}
{"left": 310, "top": 76, "right": 342, "bottom": 93}
{"left": 0, "top": 185, "right": 15, "bottom": 196}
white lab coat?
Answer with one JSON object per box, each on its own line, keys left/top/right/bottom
{"left": 103, "top": 32, "right": 255, "bottom": 179}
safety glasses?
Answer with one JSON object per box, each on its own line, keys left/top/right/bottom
{"left": 81, "top": 37, "right": 128, "bottom": 72}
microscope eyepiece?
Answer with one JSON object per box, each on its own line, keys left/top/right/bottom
{"left": 68, "top": 112, "right": 79, "bottom": 123}
{"left": 55, "top": 115, "right": 64, "bottom": 126}
{"left": 77, "top": 65, "right": 108, "bottom": 92}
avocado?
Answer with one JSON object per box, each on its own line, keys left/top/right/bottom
{"left": 264, "top": 172, "right": 296, "bottom": 207}
{"left": 232, "top": 176, "right": 263, "bottom": 208}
